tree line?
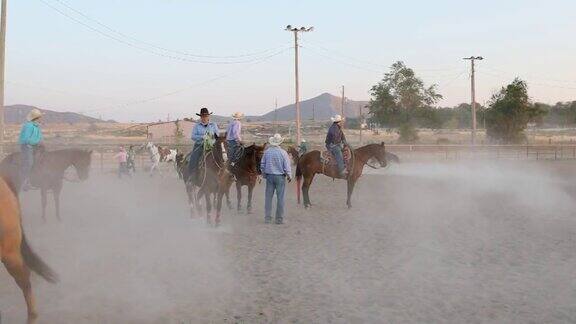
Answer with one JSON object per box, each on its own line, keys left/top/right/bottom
{"left": 366, "top": 61, "right": 574, "bottom": 143}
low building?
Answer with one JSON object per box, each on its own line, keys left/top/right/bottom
{"left": 146, "top": 119, "right": 195, "bottom": 143}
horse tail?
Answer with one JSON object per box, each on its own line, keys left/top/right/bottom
{"left": 295, "top": 160, "right": 302, "bottom": 204}
{"left": 21, "top": 232, "right": 59, "bottom": 283}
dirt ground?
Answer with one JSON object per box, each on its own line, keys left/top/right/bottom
{"left": 1, "top": 160, "right": 576, "bottom": 323}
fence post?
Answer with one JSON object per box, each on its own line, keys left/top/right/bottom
{"left": 555, "top": 146, "right": 558, "bottom": 160}
{"left": 100, "top": 150, "right": 104, "bottom": 173}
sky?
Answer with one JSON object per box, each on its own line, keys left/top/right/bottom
{"left": 6, "top": 0, "right": 576, "bottom": 122}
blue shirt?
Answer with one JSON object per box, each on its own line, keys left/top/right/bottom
{"left": 260, "top": 146, "right": 292, "bottom": 176}
{"left": 226, "top": 120, "right": 242, "bottom": 141}
{"left": 191, "top": 122, "right": 220, "bottom": 142}
{"left": 18, "top": 121, "right": 43, "bottom": 145}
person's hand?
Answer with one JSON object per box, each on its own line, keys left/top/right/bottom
{"left": 286, "top": 175, "right": 292, "bottom": 183}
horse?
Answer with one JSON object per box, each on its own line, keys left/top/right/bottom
{"left": 143, "top": 142, "right": 161, "bottom": 175}
{"left": 157, "top": 145, "right": 178, "bottom": 163}
{"left": 287, "top": 146, "right": 300, "bottom": 165}
{"left": 231, "top": 143, "right": 266, "bottom": 214}
{"left": 295, "top": 142, "right": 390, "bottom": 209}
{"left": 0, "top": 175, "right": 58, "bottom": 323}
{"left": 180, "top": 137, "right": 232, "bottom": 225}
{"left": 0, "top": 148, "right": 93, "bottom": 221}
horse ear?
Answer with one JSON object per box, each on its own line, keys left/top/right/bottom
{"left": 88, "top": 150, "right": 93, "bottom": 155}
{"left": 380, "top": 141, "right": 385, "bottom": 147}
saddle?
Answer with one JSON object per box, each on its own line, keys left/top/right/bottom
{"left": 321, "top": 146, "right": 352, "bottom": 172}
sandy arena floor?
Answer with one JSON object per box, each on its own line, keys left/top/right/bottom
{"left": 1, "top": 160, "right": 576, "bottom": 323}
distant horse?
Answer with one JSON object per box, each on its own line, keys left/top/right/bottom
{"left": 180, "top": 137, "right": 232, "bottom": 225}
{"left": 295, "top": 143, "right": 389, "bottom": 209}
{"left": 144, "top": 142, "right": 161, "bottom": 175}
{"left": 0, "top": 175, "right": 58, "bottom": 323}
{"left": 231, "top": 143, "right": 266, "bottom": 214}
{"left": 157, "top": 146, "right": 178, "bottom": 163}
{"left": 0, "top": 149, "right": 93, "bottom": 221}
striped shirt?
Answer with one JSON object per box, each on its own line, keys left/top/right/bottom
{"left": 260, "top": 146, "right": 292, "bottom": 176}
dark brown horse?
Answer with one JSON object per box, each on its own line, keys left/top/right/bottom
{"left": 0, "top": 149, "right": 93, "bottom": 221}
{"left": 287, "top": 146, "right": 300, "bottom": 166}
{"left": 231, "top": 143, "right": 265, "bottom": 214}
{"left": 180, "top": 137, "right": 232, "bottom": 226}
{"left": 295, "top": 143, "right": 389, "bottom": 209}
{"left": 0, "top": 175, "right": 58, "bottom": 323}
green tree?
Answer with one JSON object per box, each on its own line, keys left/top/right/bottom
{"left": 368, "top": 61, "right": 442, "bottom": 143}
{"left": 485, "top": 78, "right": 545, "bottom": 143}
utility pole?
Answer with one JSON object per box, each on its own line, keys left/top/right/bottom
{"left": 274, "top": 98, "right": 278, "bottom": 133}
{"left": 463, "top": 56, "right": 483, "bottom": 145}
{"left": 0, "top": 0, "right": 7, "bottom": 155}
{"left": 285, "top": 25, "right": 313, "bottom": 145}
{"left": 312, "top": 103, "right": 315, "bottom": 121}
{"left": 341, "top": 85, "right": 345, "bottom": 117}
{"left": 359, "top": 104, "right": 363, "bottom": 145}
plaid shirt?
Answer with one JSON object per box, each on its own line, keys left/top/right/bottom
{"left": 260, "top": 146, "right": 292, "bottom": 176}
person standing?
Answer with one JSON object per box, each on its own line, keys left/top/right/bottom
{"left": 126, "top": 145, "right": 136, "bottom": 174}
{"left": 188, "top": 108, "right": 220, "bottom": 183}
{"left": 298, "top": 139, "right": 309, "bottom": 156}
{"left": 260, "top": 133, "right": 292, "bottom": 224}
{"left": 226, "top": 112, "right": 243, "bottom": 172}
{"left": 325, "top": 115, "right": 348, "bottom": 178}
{"left": 18, "top": 109, "right": 44, "bottom": 191}
{"left": 114, "top": 146, "right": 129, "bottom": 178}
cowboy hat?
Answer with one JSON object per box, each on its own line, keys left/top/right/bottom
{"left": 268, "top": 133, "right": 284, "bottom": 146}
{"left": 27, "top": 108, "right": 43, "bottom": 121}
{"left": 196, "top": 107, "right": 213, "bottom": 117}
{"left": 331, "top": 114, "right": 344, "bottom": 123}
{"left": 231, "top": 111, "right": 244, "bottom": 120}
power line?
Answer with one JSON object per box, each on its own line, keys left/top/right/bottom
{"left": 79, "top": 47, "right": 290, "bottom": 114}
{"left": 38, "top": 0, "right": 290, "bottom": 64}
{"left": 48, "top": 0, "right": 288, "bottom": 60}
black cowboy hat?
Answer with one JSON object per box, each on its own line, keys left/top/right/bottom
{"left": 196, "top": 107, "right": 213, "bottom": 117}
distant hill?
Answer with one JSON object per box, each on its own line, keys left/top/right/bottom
{"left": 4, "top": 105, "right": 115, "bottom": 124}
{"left": 258, "top": 93, "right": 369, "bottom": 122}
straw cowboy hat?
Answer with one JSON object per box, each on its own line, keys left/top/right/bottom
{"left": 27, "top": 108, "right": 43, "bottom": 121}
{"left": 331, "top": 114, "right": 344, "bottom": 123}
{"left": 196, "top": 107, "right": 213, "bottom": 117}
{"left": 231, "top": 111, "right": 244, "bottom": 120}
{"left": 268, "top": 133, "right": 284, "bottom": 146}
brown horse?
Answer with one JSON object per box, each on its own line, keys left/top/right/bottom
{"left": 0, "top": 175, "right": 58, "bottom": 323}
{"left": 0, "top": 149, "right": 93, "bottom": 221}
{"left": 231, "top": 143, "right": 266, "bottom": 214}
{"left": 295, "top": 143, "right": 389, "bottom": 209}
{"left": 181, "top": 137, "right": 232, "bottom": 226}
{"left": 287, "top": 146, "right": 300, "bottom": 165}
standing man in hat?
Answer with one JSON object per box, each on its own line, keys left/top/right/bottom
{"left": 188, "top": 107, "right": 220, "bottom": 183}
{"left": 226, "top": 112, "right": 243, "bottom": 173}
{"left": 260, "top": 133, "right": 292, "bottom": 224}
{"left": 18, "top": 108, "right": 44, "bottom": 191}
{"left": 325, "top": 114, "right": 348, "bottom": 178}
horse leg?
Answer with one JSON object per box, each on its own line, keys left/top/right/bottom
{"left": 54, "top": 182, "right": 63, "bottom": 222}
{"left": 216, "top": 190, "right": 225, "bottom": 226}
{"left": 205, "top": 191, "right": 212, "bottom": 226}
{"left": 346, "top": 178, "right": 357, "bottom": 209}
{"left": 247, "top": 184, "right": 254, "bottom": 214}
{"left": 2, "top": 254, "right": 37, "bottom": 321}
{"left": 186, "top": 183, "right": 195, "bottom": 218}
{"left": 225, "top": 187, "right": 232, "bottom": 210}
{"left": 303, "top": 173, "right": 315, "bottom": 208}
{"left": 236, "top": 182, "right": 242, "bottom": 212}
{"left": 40, "top": 188, "right": 47, "bottom": 222}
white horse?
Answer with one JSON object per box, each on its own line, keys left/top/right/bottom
{"left": 144, "top": 142, "right": 161, "bottom": 175}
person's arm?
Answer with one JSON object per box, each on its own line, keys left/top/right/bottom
{"left": 213, "top": 123, "right": 221, "bottom": 139}
{"left": 283, "top": 150, "right": 292, "bottom": 180}
{"left": 191, "top": 124, "right": 203, "bottom": 141}
{"left": 341, "top": 128, "right": 348, "bottom": 145}
{"left": 19, "top": 124, "right": 31, "bottom": 145}
{"left": 237, "top": 122, "right": 242, "bottom": 142}
{"left": 260, "top": 151, "right": 267, "bottom": 178}
{"left": 325, "top": 125, "right": 334, "bottom": 145}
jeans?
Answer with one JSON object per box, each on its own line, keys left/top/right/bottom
{"left": 264, "top": 174, "right": 286, "bottom": 223}
{"left": 227, "top": 140, "right": 241, "bottom": 164}
{"left": 20, "top": 144, "right": 34, "bottom": 188}
{"left": 188, "top": 143, "right": 204, "bottom": 175}
{"left": 328, "top": 143, "right": 345, "bottom": 175}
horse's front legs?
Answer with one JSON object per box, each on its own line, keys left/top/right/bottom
{"left": 54, "top": 182, "right": 63, "bottom": 221}
{"left": 205, "top": 192, "right": 213, "bottom": 225}
{"left": 236, "top": 182, "right": 242, "bottom": 212}
{"left": 247, "top": 184, "right": 254, "bottom": 214}
{"left": 40, "top": 189, "right": 47, "bottom": 222}
{"left": 346, "top": 178, "right": 357, "bottom": 209}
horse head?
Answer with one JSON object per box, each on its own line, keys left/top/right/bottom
{"left": 368, "top": 142, "right": 387, "bottom": 168}
{"left": 72, "top": 149, "right": 93, "bottom": 181}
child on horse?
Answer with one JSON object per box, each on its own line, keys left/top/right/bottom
{"left": 188, "top": 108, "right": 220, "bottom": 183}
{"left": 226, "top": 111, "right": 244, "bottom": 174}
{"left": 18, "top": 109, "right": 44, "bottom": 191}
{"left": 325, "top": 115, "right": 348, "bottom": 178}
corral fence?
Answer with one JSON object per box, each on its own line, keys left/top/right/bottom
{"left": 1, "top": 143, "right": 576, "bottom": 174}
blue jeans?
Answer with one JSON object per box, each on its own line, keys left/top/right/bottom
{"left": 227, "top": 140, "right": 241, "bottom": 164}
{"left": 20, "top": 144, "right": 34, "bottom": 188}
{"left": 188, "top": 143, "right": 204, "bottom": 174}
{"left": 264, "top": 174, "right": 286, "bottom": 222}
{"left": 328, "top": 143, "right": 345, "bottom": 175}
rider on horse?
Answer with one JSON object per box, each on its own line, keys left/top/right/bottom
{"left": 18, "top": 109, "right": 44, "bottom": 191}
{"left": 226, "top": 111, "right": 244, "bottom": 174}
{"left": 298, "top": 139, "right": 309, "bottom": 156}
{"left": 325, "top": 114, "right": 348, "bottom": 178}
{"left": 188, "top": 107, "right": 220, "bottom": 183}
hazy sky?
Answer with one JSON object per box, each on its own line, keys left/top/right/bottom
{"left": 6, "top": 0, "right": 576, "bottom": 122}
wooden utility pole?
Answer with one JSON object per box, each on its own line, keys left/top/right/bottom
{"left": 464, "top": 56, "right": 483, "bottom": 145}
{"left": 0, "top": 0, "right": 7, "bottom": 154}
{"left": 285, "top": 25, "right": 313, "bottom": 145}
{"left": 312, "top": 103, "right": 315, "bottom": 121}
{"left": 274, "top": 98, "right": 278, "bottom": 132}
{"left": 359, "top": 104, "right": 363, "bottom": 145}
{"left": 341, "top": 85, "right": 345, "bottom": 117}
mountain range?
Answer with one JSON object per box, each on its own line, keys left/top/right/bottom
{"left": 4, "top": 105, "right": 114, "bottom": 124}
